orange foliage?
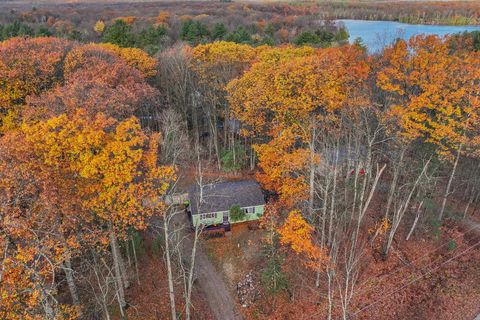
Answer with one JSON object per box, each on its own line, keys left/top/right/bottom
{"left": 228, "top": 45, "right": 369, "bottom": 206}
{"left": 0, "top": 37, "right": 72, "bottom": 130}
{"left": 278, "top": 210, "right": 328, "bottom": 269}
{"left": 156, "top": 10, "right": 170, "bottom": 26}
{"left": 64, "top": 43, "right": 156, "bottom": 78}
{"left": 114, "top": 16, "right": 136, "bottom": 25}
{"left": 0, "top": 110, "right": 175, "bottom": 317}
{"left": 378, "top": 35, "right": 480, "bottom": 159}
{"left": 28, "top": 47, "right": 157, "bottom": 120}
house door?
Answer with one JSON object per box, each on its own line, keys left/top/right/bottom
{"left": 223, "top": 211, "right": 229, "bottom": 224}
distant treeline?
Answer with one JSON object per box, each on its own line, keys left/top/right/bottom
{"left": 318, "top": 1, "right": 480, "bottom": 26}
{"left": 0, "top": 1, "right": 479, "bottom": 54}
{"left": 0, "top": 5, "right": 350, "bottom": 55}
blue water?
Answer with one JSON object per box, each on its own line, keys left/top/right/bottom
{"left": 337, "top": 20, "right": 480, "bottom": 52}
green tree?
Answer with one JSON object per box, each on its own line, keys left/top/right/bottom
{"left": 1, "top": 21, "right": 34, "bottom": 40}
{"left": 264, "top": 23, "right": 275, "bottom": 37}
{"left": 335, "top": 27, "right": 349, "bottom": 42}
{"left": 212, "top": 22, "right": 227, "bottom": 40}
{"left": 261, "top": 233, "right": 288, "bottom": 302}
{"left": 316, "top": 30, "right": 335, "bottom": 46}
{"left": 103, "top": 20, "right": 136, "bottom": 47}
{"left": 353, "top": 37, "right": 367, "bottom": 52}
{"left": 136, "top": 25, "right": 166, "bottom": 54}
{"left": 180, "top": 20, "right": 210, "bottom": 44}
{"left": 35, "top": 26, "right": 52, "bottom": 37}
{"left": 225, "top": 26, "right": 251, "bottom": 44}
{"left": 220, "top": 145, "right": 246, "bottom": 172}
{"left": 68, "top": 29, "right": 83, "bottom": 41}
{"left": 294, "top": 31, "right": 320, "bottom": 46}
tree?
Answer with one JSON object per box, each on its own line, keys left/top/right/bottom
{"left": 225, "top": 26, "right": 252, "bottom": 44}
{"left": 191, "top": 41, "right": 257, "bottom": 168}
{"left": 378, "top": 35, "right": 480, "bottom": 220}
{"left": 136, "top": 25, "right": 167, "bottom": 54}
{"left": 0, "top": 37, "right": 72, "bottom": 131}
{"left": 278, "top": 210, "right": 326, "bottom": 269}
{"left": 103, "top": 20, "right": 136, "bottom": 48}
{"left": 27, "top": 43, "right": 158, "bottom": 121}
{"left": 294, "top": 31, "right": 320, "bottom": 46}
{"left": 229, "top": 205, "right": 246, "bottom": 222}
{"left": 93, "top": 20, "right": 105, "bottom": 35}
{"left": 260, "top": 203, "right": 287, "bottom": 310}
{"left": 16, "top": 110, "right": 175, "bottom": 317}
{"left": 212, "top": 23, "right": 227, "bottom": 40}
{"left": 180, "top": 20, "right": 210, "bottom": 44}
{"left": 228, "top": 45, "right": 370, "bottom": 207}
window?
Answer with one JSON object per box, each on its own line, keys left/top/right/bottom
{"left": 243, "top": 207, "right": 255, "bottom": 214}
{"left": 200, "top": 212, "right": 217, "bottom": 220}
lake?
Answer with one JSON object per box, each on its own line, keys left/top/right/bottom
{"left": 337, "top": 20, "right": 480, "bottom": 52}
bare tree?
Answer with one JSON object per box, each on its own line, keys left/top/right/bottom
{"left": 159, "top": 108, "right": 190, "bottom": 166}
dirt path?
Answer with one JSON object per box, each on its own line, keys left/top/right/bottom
{"left": 193, "top": 242, "right": 243, "bottom": 320}
{"left": 176, "top": 213, "right": 243, "bottom": 320}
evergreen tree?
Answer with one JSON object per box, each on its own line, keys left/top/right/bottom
{"left": 294, "top": 31, "right": 320, "bottom": 46}
{"left": 212, "top": 22, "right": 227, "bottom": 40}
{"left": 264, "top": 23, "right": 276, "bottom": 37}
{"left": 35, "top": 26, "right": 52, "bottom": 37}
{"left": 334, "top": 27, "right": 349, "bottom": 42}
{"left": 261, "top": 233, "right": 288, "bottom": 297}
{"left": 180, "top": 20, "right": 210, "bottom": 44}
{"left": 2, "top": 21, "right": 34, "bottom": 39}
{"left": 103, "top": 20, "right": 136, "bottom": 48}
{"left": 225, "top": 26, "right": 251, "bottom": 44}
{"left": 136, "top": 25, "right": 167, "bottom": 53}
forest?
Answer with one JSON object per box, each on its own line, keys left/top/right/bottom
{"left": 1, "top": 1, "right": 480, "bottom": 320}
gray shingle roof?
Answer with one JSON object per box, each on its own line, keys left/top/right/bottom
{"left": 188, "top": 180, "right": 265, "bottom": 215}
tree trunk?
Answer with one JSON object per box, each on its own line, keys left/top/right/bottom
{"left": 118, "top": 244, "right": 129, "bottom": 289}
{"left": 64, "top": 257, "right": 81, "bottom": 307}
{"left": 308, "top": 123, "right": 316, "bottom": 217}
{"left": 164, "top": 215, "right": 177, "bottom": 320}
{"left": 439, "top": 144, "right": 462, "bottom": 220}
{"left": 385, "top": 159, "right": 430, "bottom": 256}
{"left": 132, "top": 236, "right": 140, "bottom": 285}
{"left": 406, "top": 200, "right": 423, "bottom": 241}
{"left": 109, "top": 226, "right": 126, "bottom": 316}
{"left": 185, "top": 225, "right": 201, "bottom": 320}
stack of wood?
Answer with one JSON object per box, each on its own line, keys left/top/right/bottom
{"left": 236, "top": 271, "right": 258, "bottom": 308}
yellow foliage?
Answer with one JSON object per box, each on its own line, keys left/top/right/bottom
{"left": 99, "top": 43, "right": 157, "bottom": 77}
{"left": 93, "top": 20, "right": 105, "bottom": 34}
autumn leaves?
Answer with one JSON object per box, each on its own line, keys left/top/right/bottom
{"left": 0, "top": 38, "right": 174, "bottom": 319}
{"left": 200, "top": 37, "right": 480, "bottom": 279}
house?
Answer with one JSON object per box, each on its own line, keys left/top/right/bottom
{"left": 187, "top": 180, "right": 265, "bottom": 230}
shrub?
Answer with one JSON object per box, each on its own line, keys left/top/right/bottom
{"left": 230, "top": 204, "right": 246, "bottom": 222}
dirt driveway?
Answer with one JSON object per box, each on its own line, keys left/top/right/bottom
{"left": 177, "top": 213, "right": 244, "bottom": 320}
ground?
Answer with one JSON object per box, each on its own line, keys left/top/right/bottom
{"left": 124, "top": 232, "right": 213, "bottom": 320}
{"left": 124, "top": 165, "right": 480, "bottom": 319}
{"left": 202, "top": 216, "right": 480, "bottom": 320}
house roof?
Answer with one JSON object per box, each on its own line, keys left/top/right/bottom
{"left": 188, "top": 180, "right": 265, "bottom": 215}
